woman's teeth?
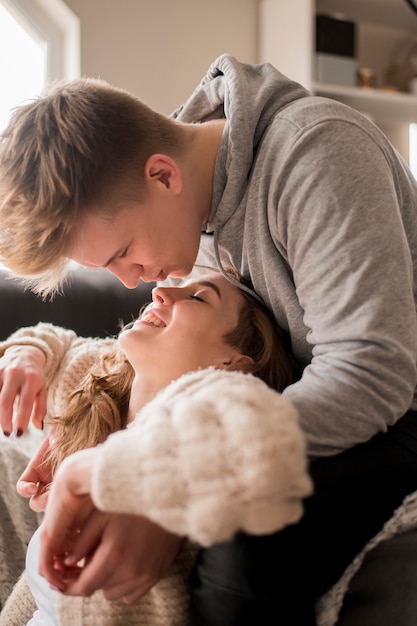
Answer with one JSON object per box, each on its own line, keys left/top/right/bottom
{"left": 142, "top": 312, "right": 166, "bottom": 327}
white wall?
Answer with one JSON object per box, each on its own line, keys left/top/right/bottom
{"left": 258, "top": 0, "right": 314, "bottom": 88}
{"left": 64, "top": 0, "right": 259, "bottom": 114}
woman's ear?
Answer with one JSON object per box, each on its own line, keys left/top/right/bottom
{"left": 222, "top": 354, "right": 254, "bottom": 374}
{"left": 144, "top": 154, "right": 183, "bottom": 194}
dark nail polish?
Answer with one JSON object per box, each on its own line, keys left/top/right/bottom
{"left": 16, "top": 429, "right": 23, "bottom": 438}
{"left": 2, "top": 431, "right": 10, "bottom": 438}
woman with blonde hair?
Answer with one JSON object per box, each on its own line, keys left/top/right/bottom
{"left": 0, "top": 269, "right": 311, "bottom": 625}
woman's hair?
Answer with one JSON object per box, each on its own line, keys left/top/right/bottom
{"left": 0, "top": 77, "right": 187, "bottom": 296}
{"left": 225, "top": 287, "right": 298, "bottom": 392}
{"left": 47, "top": 349, "right": 135, "bottom": 474}
{"left": 46, "top": 273, "right": 299, "bottom": 473}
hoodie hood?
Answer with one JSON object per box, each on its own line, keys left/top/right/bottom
{"left": 172, "top": 54, "right": 309, "bottom": 229}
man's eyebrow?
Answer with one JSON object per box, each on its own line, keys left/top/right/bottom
{"left": 198, "top": 280, "right": 222, "bottom": 299}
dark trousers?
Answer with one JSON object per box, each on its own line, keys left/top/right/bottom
{"left": 188, "top": 411, "right": 417, "bottom": 626}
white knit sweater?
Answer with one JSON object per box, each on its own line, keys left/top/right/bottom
{"left": 0, "top": 323, "right": 312, "bottom": 625}
{"left": 3, "top": 324, "right": 417, "bottom": 624}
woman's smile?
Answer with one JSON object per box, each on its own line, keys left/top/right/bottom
{"left": 140, "top": 309, "right": 167, "bottom": 327}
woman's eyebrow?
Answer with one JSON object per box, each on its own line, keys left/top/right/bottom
{"left": 198, "top": 280, "right": 222, "bottom": 299}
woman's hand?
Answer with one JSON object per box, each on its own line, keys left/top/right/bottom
{"left": 0, "top": 345, "right": 47, "bottom": 435}
{"left": 16, "top": 436, "right": 54, "bottom": 511}
{"left": 39, "top": 448, "right": 181, "bottom": 603}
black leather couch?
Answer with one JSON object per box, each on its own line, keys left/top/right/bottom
{"left": 0, "top": 268, "right": 155, "bottom": 341}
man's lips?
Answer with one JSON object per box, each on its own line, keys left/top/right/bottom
{"left": 156, "top": 270, "right": 167, "bottom": 281}
{"left": 141, "top": 270, "right": 166, "bottom": 283}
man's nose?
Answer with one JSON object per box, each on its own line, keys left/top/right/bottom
{"left": 107, "top": 264, "right": 143, "bottom": 289}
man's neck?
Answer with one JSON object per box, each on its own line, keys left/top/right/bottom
{"left": 182, "top": 118, "right": 226, "bottom": 225}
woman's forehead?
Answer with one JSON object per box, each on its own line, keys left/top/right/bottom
{"left": 184, "top": 271, "right": 237, "bottom": 292}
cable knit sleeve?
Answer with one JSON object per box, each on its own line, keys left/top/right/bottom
{"left": 91, "top": 368, "right": 313, "bottom": 546}
{"left": 0, "top": 323, "right": 79, "bottom": 382}
{"left": 0, "top": 323, "right": 116, "bottom": 416}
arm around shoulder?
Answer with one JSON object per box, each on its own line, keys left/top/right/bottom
{"left": 90, "top": 368, "right": 313, "bottom": 545}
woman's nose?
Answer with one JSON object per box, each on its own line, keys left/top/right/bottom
{"left": 152, "top": 287, "right": 175, "bottom": 305}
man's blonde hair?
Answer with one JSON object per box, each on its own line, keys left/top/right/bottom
{"left": 0, "top": 77, "right": 185, "bottom": 295}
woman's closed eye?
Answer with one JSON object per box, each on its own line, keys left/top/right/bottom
{"left": 185, "top": 280, "right": 221, "bottom": 304}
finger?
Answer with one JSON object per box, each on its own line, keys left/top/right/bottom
{"left": 18, "top": 437, "right": 52, "bottom": 484}
{"left": 30, "top": 387, "right": 47, "bottom": 430}
{"left": 16, "top": 478, "right": 50, "bottom": 510}
{"left": 29, "top": 487, "right": 49, "bottom": 512}
{"left": 123, "top": 589, "right": 144, "bottom": 605}
{"left": 48, "top": 557, "right": 84, "bottom": 589}
{"left": 62, "top": 543, "right": 117, "bottom": 596}
{"left": 14, "top": 387, "right": 47, "bottom": 433}
{"left": 14, "top": 382, "right": 44, "bottom": 434}
{"left": 16, "top": 438, "right": 52, "bottom": 507}
{"left": 99, "top": 541, "right": 165, "bottom": 601}
{"left": 58, "top": 528, "right": 140, "bottom": 598}
{"left": 16, "top": 480, "right": 39, "bottom": 498}
{"left": 39, "top": 495, "right": 95, "bottom": 587}
{"left": 41, "top": 557, "right": 73, "bottom": 593}
{"left": 0, "top": 380, "right": 19, "bottom": 435}
{"left": 104, "top": 579, "right": 153, "bottom": 603}
{"left": 64, "top": 511, "right": 107, "bottom": 567}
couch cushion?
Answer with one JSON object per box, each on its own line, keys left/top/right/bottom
{"left": 0, "top": 269, "right": 154, "bottom": 340}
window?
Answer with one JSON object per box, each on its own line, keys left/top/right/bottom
{"left": 0, "top": 0, "right": 80, "bottom": 271}
{"left": 410, "top": 124, "right": 417, "bottom": 180}
{"left": 0, "top": 2, "right": 46, "bottom": 130}
{"left": 0, "top": 0, "right": 80, "bottom": 131}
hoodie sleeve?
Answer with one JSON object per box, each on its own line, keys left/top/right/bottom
{"left": 274, "top": 117, "right": 417, "bottom": 457}
{"left": 90, "top": 368, "right": 313, "bottom": 546}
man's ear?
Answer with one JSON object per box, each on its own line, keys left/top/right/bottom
{"left": 144, "top": 154, "right": 183, "bottom": 194}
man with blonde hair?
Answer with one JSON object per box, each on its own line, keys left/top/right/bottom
{"left": 1, "top": 54, "right": 417, "bottom": 625}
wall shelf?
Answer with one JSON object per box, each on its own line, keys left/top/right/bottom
{"left": 313, "top": 81, "right": 417, "bottom": 124}
{"left": 258, "top": 0, "right": 417, "bottom": 162}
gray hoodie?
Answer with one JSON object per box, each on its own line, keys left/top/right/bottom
{"left": 174, "top": 54, "right": 417, "bottom": 458}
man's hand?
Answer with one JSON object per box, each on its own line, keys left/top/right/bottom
{"left": 0, "top": 345, "right": 47, "bottom": 435}
{"left": 39, "top": 448, "right": 182, "bottom": 603}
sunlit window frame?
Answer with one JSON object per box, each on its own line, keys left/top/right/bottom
{"left": 0, "top": 0, "right": 80, "bottom": 272}
{"left": 410, "top": 123, "right": 417, "bottom": 180}
{"left": 1, "top": 0, "right": 80, "bottom": 83}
